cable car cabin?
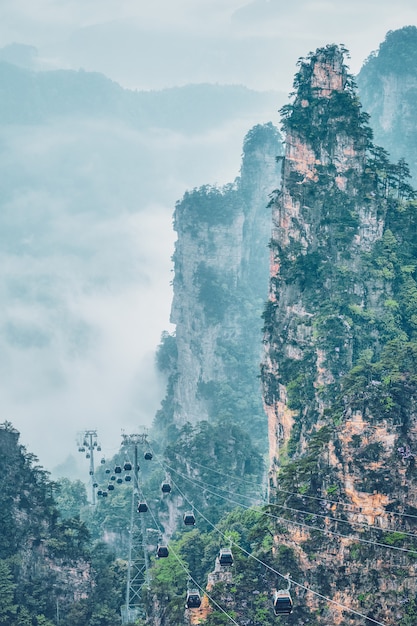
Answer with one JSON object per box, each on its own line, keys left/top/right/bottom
{"left": 125, "top": 475, "right": 132, "bottom": 482}
{"left": 137, "top": 502, "right": 148, "bottom": 513}
{"left": 100, "top": 458, "right": 106, "bottom": 464}
{"left": 157, "top": 545, "right": 169, "bottom": 558}
{"left": 161, "top": 482, "right": 171, "bottom": 493}
{"left": 124, "top": 462, "right": 132, "bottom": 471}
{"left": 114, "top": 465, "right": 122, "bottom": 474}
{"left": 108, "top": 484, "right": 115, "bottom": 491}
{"left": 185, "top": 590, "right": 201, "bottom": 609}
{"left": 97, "top": 445, "right": 101, "bottom": 451}
{"left": 93, "top": 482, "right": 98, "bottom": 488}
{"left": 218, "top": 548, "right": 233, "bottom": 566}
{"left": 273, "top": 591, "right": 293, "bottom": 616}
{"left": 144, "top": 451, "right": 153, "bottom": 460}
{"left": 183, "top": 512, "right": 196, "bottom": 526}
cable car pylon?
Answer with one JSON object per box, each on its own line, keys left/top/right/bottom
{"left": 120, "top": 431, "right": 151, "bottom": 625}
{"left": 76, "top": 429, "right": 100, "bottom": 505}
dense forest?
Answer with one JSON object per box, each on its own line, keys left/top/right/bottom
{"left": 0, "top": 421, "right": 125, "bottom": 626}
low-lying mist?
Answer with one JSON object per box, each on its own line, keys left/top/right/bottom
{"left": 0, "top": 71, "right": 280, "bottom": 477}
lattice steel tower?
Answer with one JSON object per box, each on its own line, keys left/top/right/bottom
{"left": 120, "top": 432, "right": 151, "bottom": 624}
{"left": 77, "top": 429, "right": 101, "bottom": 505}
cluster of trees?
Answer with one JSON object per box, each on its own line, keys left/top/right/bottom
{"left": 362, "top": 26, "right": 417, "bottom": 76}
{"left": 0, "top": 421, "right": 125, "bottom": 626}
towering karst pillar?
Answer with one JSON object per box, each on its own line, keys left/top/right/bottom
{"left": 262, "top": 45, "right": 417, "bottom": 624}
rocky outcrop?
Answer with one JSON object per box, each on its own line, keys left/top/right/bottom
{"left": 262, "top": 44, "right": 417, "bottom": 625}
{"left": 263, "top": 44, "right": 383, "bottom": 477}
{"left": 156, "top": 123, "right": 283, "bottom": 447}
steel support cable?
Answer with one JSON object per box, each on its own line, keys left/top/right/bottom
{"left": 275, "top": 486, "right": 417, "bottom": 522}
{"left": 268, "top": 502, "right": 417, "bottom": 540}
{"left": 165, "top": 462, "right": 417, "bottom": 555}
{"left": 168, "top": 546, "right": 241, "bottom": 626}
{"left": 167, "top": 457, "right": 417, "bottom": 538}
{"left": 165, "top": 462, "right": 417, "bottom": 538}
{"left": 172, "top": 456, "right": 267, "bottom": 491}
{"left": 166, "top": 471, "right": 387, "bottom": 626}
{"left": 167, "top": 448, "right": 417, "bottom": 522}
{"left": 140, "top": 490, "right": 241, "bottom": 626}
{"left": 161, "top": 461, "right": 263, "bottom": 504}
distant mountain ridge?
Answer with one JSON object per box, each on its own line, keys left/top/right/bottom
{"left": 0, "top": 59, "right": 280, "bottom": 132}
{"left": 357, "top": 25, "right": 417, "bottom": 183}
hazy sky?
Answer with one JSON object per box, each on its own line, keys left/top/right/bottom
{"left": 1, "top": 0, "right": 416, "bottom": 90}
{"left": 0, "top": 0, "right": 415, "bottom": 477}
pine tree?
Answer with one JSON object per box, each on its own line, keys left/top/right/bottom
{"left": 0, "top": 559, "right": 17, "bottom": 625}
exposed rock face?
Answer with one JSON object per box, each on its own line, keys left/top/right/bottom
{"left": 156, "top": 123, "right": 283, "bottom": 446}
{"left": 264, "top": 44, "right": 383, "bottom": 477}
{"left": 357, "top": 26, "right": 417, "bottom": 184}
{"left": 262, "top": 44, "right": 417, "bottom": 625}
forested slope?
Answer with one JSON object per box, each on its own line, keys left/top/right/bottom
{"left": 0, "top": 421, "right": 124, "bottom": 626}
{"left": 262, "top": 43, "right": 417, "bottom": 625}
{"left": 358, "top": 26, "right": 417, "bottom": 184}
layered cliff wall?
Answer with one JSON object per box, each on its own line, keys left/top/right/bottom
{"left": 155, "top": 123, "right": 283, "bottom": 447}
{"left": 262, "top": 44, "right": 417, "bottom": 625}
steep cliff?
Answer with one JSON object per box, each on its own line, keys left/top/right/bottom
{"left": 357, "top": 26, "right": 417, "bottom": 184}
{"left": 155, "top": 123, "right": 283, "bottom": 448}
{"left": 262, "top": 44, "right": 417, "bottom": 625}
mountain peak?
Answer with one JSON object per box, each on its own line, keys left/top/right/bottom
{"left": 296, "top": 44, "right": 348, "bottom": 99}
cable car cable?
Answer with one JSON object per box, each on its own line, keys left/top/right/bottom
{"left": 169, "top": 448, "right": 417, "bottom": 523}
{"left": 171, "top": 456, "right": 267, "bottom": 491}
{"left": 163, "top": 461, "right": 262, "bottom": 504}
{"left": 275, "top": 486, "right": 417, "bottom": 522}
{"left": 166, "top": 473, "right": 387, "bottom": 626}
{"left": 165, "top": 462, "right": 417, "bottom": 555}
{"left": 137, "top": 487, "right": 241, "bottom": 625}
{"left": 165, "top": 460, "right": 417, "bottom": 538}
{"left": 165, "top": 459, "right": 417, "bottom": 538}
{"left": 168, "top": 545, "right": 241, "bottom": 626}
{"left": 267, "top": 501, "right": 417, "bottom": 539}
